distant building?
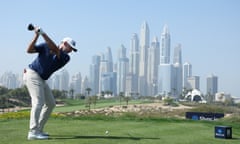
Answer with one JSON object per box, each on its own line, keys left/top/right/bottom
{"left": 81, "top": 76, "right": 89, "bottom": 96}
{"left": 100, "top": 72, "right": 117, "bottom": 96}
{"left": 89, "top": 55, "right": 101, "bottom": 95}
{"left": 70, "top": 72, "right": 82, "bottom": 96}
{"left": 99, "top": 47, "right": 114, "bottom": 94}
{"left": 147, "top": 37, "right": 160, "bottom": 96}
{"left": 184, "top": 89, "right": 206, "bottom": 103}
{"left": 215, "top": 92, "right": 231, "bottom": 102}
{"left": 158, "top": 24, "right": 172, "bottom": 96}
{"left": 59, "top": 69, "right": 70, "bottom": 91}
{"left": 172, "top": 44, "right": 183, "bottom": 98}
{"left": 158, "top": 64, "right": 174, "bottom": 96}
{"left": 0, "top": 71, "right": 18, "bottom": 89}
{"left": 207, "top": 74, "right": 218, "bottom": 96}
{"left": 117, "top": 45, "right": 129, "bottom": 95}
{"left": 187, "top": 76, "right": 200, "bottom": 90}
{"left": 139, "top": 21, "right": 150, "bottom": 96}
{"left": 183, "top": 62, "right": 192, "bottom": 89}
{"left": 129, "top": 33, "right": 140, "bottom": 94}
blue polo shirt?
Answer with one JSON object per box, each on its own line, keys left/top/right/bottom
{"left": 29, "top": 43, "right": 70, "bottom": 80}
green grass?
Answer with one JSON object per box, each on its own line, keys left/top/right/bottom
{"left": 1, "top": 99, "right": 240, "bottom": 143}
{"left": 0, "top": 116, "right": 239, "bottom": 144}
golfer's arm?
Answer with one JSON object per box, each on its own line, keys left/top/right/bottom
{"left": 26, "top": 33, "right": 39, "bottom": 53}
{"left": 41, "top": 33, "right": 60, "bottom": 58}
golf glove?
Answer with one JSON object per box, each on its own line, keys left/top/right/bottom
{"left": 36, "top": 27, "right": 45, "bottom": 35}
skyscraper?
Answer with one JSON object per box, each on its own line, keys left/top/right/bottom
{"left": 99, "top": 47, "right": 114, "bottom": 94}
{"left": 160, "top": 24, "right": 171, "bottom": 64}
{"left": 105, "top": 47, "right": 113, "bottom": 72}
{"left": 183, "top": 62, "right": 192, "bottom": 89}
{"left": 81, "top": 76, "right": 89, "bottom": 95}
{"left": 70, "top": 72, "right": 82, "bottom": 97}
{"left": 173, "top": 44, "right": 182, "bottom": 64}
{"left": 187, "top": 76, "right": 200, "bottom": 90}
{"left": 139, "top": 21, "right": 150, "bottom": 96}
{"left": 172, "top": 44, "right": 183, "bottom": 98}
{"left": 207, "top": 74, "right": 218, "bottom": 96}
{"left": 158, "top": 24, "right": 172, "bottom": 96}
{"left": 89, "top": 55, "right": 100, "bottom": 95}
{"left": 50, "top": 74, "right": 60, "bottom": 90}
{"left": 129, "top": 33, "right": 139, "bottom": 76}
{"left": 100, "top": 72, "right": 117, "bottom": 96}
{"left": 59, "top": 69, "right": 69, "bottom": 91}
{"left": 158, "top": 64, "right": 174, "bottom": 96}
{"left": 0, "top": 71, "right": 18, "bottom": 89}
{"left": 147, "top": 36, "right": 160, "bottom": 96}
{"left": 117, "top": 45, "right": 129, "bottom": 95}
{"left": 129, "top": 33, "right": 139, "bottom": 94}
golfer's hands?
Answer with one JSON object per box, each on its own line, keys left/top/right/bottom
{"left": 35, "top": 27, "right": 45, "bottom": 35}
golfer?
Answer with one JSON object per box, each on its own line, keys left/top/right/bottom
{"left": 25, "top": 26, "right": 77, "bottom": 140}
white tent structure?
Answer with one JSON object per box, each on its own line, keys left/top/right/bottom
{"left": 184, "top": 89, "right": 206, "bottom": 103}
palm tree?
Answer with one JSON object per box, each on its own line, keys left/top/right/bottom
{"left": 61, "top": 90, "right": 68, "bottom": 98}
{"left": 124, "top": 95, "right": 131, "bottom": 105}
{"left": 100, "top": 91, "right": 105, "bottom": 98}
{"left": 119, "top": 92, "right": 124, "bottom": 106}
{"left": 85, "top": 88, "right": 92, "bottom": 97}
{"left": 85, "top": 96, "right": 92, "bottom": 110}
{"left": 105, "top": 90, "right": 112, "bottom": 97}
{"left": 92, "top": 96, "right": 98, "bottom": 108}
{"left": 69, "top": 88, "right": 74, "bottom": 99}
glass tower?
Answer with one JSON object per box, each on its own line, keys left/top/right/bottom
{"left": 139, "top": 21, "right": 150, "bottom": 96}
{"left": 117, "top": 45, "right": 129, "bottom": 95}
{"left": 129, "top": 33, "right": 139, "bottom": 94}
{"left": 147, "top": 36, "right": 160, "bottom": 96}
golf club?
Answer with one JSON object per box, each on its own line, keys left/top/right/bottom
{"left": 27, "top": 23, "right": 44, "bottom": 35}
{"left": 28, "top": 23, "right": 35, "bottom": 31}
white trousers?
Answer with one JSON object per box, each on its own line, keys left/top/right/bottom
{"left": 25, "top": 69, "right": 55, "bottom": 134}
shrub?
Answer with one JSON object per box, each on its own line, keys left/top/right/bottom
{"left": 0, "top": 111, "right": 30, "bottom": 119}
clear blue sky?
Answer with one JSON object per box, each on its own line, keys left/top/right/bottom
{"left": 0, "top": 0, "right": 239, "bottom": 96}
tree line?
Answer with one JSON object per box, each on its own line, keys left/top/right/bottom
{"left": 0, "top": 86, "right": 73, "bottom": 111}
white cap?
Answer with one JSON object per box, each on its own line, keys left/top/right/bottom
{"left": 62, "top": 37, "right": 77, "bottom": 52}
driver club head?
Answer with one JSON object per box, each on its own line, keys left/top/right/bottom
{"left": 28, "top": 23, "right": 35, "bottom": 31}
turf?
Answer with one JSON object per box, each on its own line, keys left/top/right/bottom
{"left": 0, "top": 118, "right": 239, "bottom": 144}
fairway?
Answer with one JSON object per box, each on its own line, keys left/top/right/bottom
{"left": 0, "top": 118, "right": 239, "bottom": 144}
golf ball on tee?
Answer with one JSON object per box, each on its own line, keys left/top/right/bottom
{"left": 105, "top": 130, "right": 109, "bottom": 135}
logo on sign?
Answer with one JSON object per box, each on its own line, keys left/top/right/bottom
{"left": 216, "top": 128, "right": 224, "bottom": 137}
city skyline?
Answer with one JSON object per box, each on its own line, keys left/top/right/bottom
{"left": 0, "top": 22, "right": 226, "bottom": 98}
{"left": 0, "top": 0, "right": 239, "bottom": 96}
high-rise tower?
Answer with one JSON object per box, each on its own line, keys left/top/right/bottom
{"left": 207, "top": 74, "right": 218, "bottom": 96}
{"left": 105, "top": 47, "right": 113, "bottom": 72}
{"left": 81, "top": 76, "right": 89, "bottom": 95}
{"left": 160, "top": 24, "right": 171, "bottom": 64}
{"left": 172, "top": 44, "right": 183, "bottom": 98}
{"left": 147, "top": 36, "right": 160, "bottom": 96}
{"left": 117, "top": 45, "right": 129, "bottom": 95}
{"left": 183, "top": 62, "right": 192, "bottom": 89}
{"left": 59, "top": 69, "right": 69, "bottom": 91}
{"left": 158, "top": 24, "right": 172, "bottom": 96}
{"left": 70, "top": 72, "right": 82, "bottom": 98}
{"left": 173, "top": 44, "right": 182, "bottom": 64}
{"left": 139, "top": 21, "right": 150, "bottom": 96}
{"left": 129, "top": 33, "right": 139, "bottom": 94}
{"left": 99, "top": 47, "right": 114, "bottom": 94}
{"left": 89, "top": 55, "right": 100, "bottom": 95}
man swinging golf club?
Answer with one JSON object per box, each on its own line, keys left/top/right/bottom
{"left": 25, "top": 24, "right": 77, "bottom": 140}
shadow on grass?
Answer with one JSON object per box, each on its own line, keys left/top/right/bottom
{"left": 50, "top": 135, "right": 160, "bottom": 141}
